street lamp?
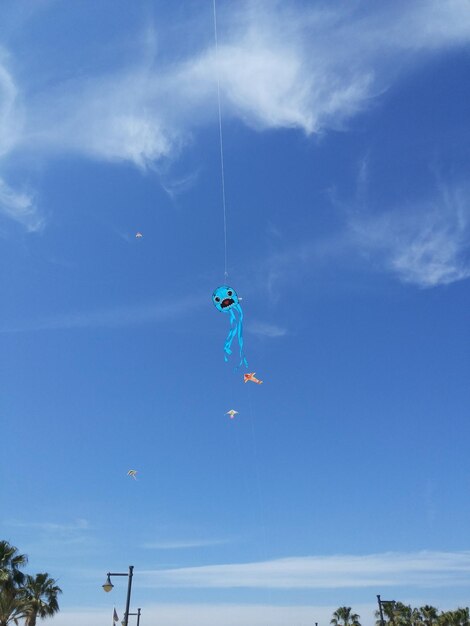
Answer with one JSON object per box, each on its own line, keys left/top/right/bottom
{"left": 122, "top": 608, "right": 141, "bottom": 626}
{"left": 377, "top": 595, "right": 396, "bottom": 626}
{"left": 102, "top": 574, "right": 114, "bottom": 593}
{"left": 102, "top": 566, "right": 134, "bottom": 626}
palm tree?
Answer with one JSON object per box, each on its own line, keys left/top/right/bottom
{"left": 376, "top": 602, "right": 398, "bottom": 626}
{"left": 454, "top": 609, "right": 470, "bottom": 626}
{"left": 420, "top": 605, "right": 439, "bottom": 626}
{"left": 411, "top": 608, "right": 424, "bottom": 626}
{"left": 331, "top": 607, "right": 361, "bottom": 626}
{"left": 0, "top": 542, "right": 27, "bottom": 588}
{"left": 22, "top": 573, "right": 62, "bottom": 626}
{"left": 392, "top": 602, "right": 422, "bottom": 626}
{"left": 440, "top": 609, "right": 470, "bottom": 626}
{"left": 0, "top": 586, "right": 27, "bottom": 626}
{"left": 440, "top": 612, "right": 452, "bottom": 626}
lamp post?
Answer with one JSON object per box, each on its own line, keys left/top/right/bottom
{"left": 377, "top": 595, "right": 396, "bottom": 626}
{"left": 122, "top": 608, "right": 141, "bottom": 626}
{"left": 102, "top": 566, "right": 134, "bottom": 626}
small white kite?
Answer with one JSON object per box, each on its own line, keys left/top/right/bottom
{"left": 135, "top": 232, "right": 143, "bottom": 239}
{"left": 226, "top": 410, "right": 238, "bottom": 419}
{"left": 127, "top": 470, "right": 138, "bottom": 480}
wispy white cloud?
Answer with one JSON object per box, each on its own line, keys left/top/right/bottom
{"left": 0, "top": 56, "right": 21, "bottom": 157}
{"left": 25, "top": 68, "right": 179, "bottom": 169}
{"left": 51, "top": 603, "right": 377, "bottom": 626}
{"left": 7, "top": 1, "right": 470, "bottom": 163}
{"left": 1, "top": 1, "right": 470, "bottom": 230}
{"left": 0, "top": 56, "right": 43, "bottom": 231}
{"left": 0, "top": 177, "right": 43, "bottom": 232}
{"left": 2, "top": 518, "right": 93, "bottom": 557}
{"left": 142, "top": 538, "right": 230, "bottom": 550}
{"left": 20, "top": 2, "right": 366, "bottom": 166}
{"left": 139, "top": 551, "right": 470, "bottom": 590}
{"left": 47, "top": 597, "right": 470, "bottom": 626}
{"left": 247, "top": 321, "right": 288, "bottom": 338}
{"left": 258, "top": 234, "right": 352, "bottom": 303}
{"left": 254, "top": 180, "right": 470, "bottom": 293}
{"left": 159, "top": 169, "right": 201, "bottom": 200}
{"left": 7, "top": 518, "right": 89, "bottom": 533}
{"left": 387, "top": 0, "right": 470, "bottom": 51}
{"left": 0, "top": 296, "right": 202, "bottom": 333}
{"left": 350, "top": 185, "right": 470, "bottom": 287}
{"left": 171, "top": 0, "right": 470, "bottom": 135}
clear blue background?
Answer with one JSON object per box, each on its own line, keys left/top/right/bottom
{"left": 0, "top": 1, "right": 469, "bottom": 624}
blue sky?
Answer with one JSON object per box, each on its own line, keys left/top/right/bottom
{"left": 1, "top": 1, "right": 470, "bottom": 625}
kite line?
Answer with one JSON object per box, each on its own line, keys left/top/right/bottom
{"left": 212, "top": 0, "right": 228, "bottom": 280}
{"left": 211, "top": 1, "right": 250, "bottom": 370}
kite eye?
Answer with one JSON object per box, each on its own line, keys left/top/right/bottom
{"left": 215, "top": 297, "right": 221, "bottom": 302}
{"left": 227, "top": 290, "right": 233, "bottom": 296}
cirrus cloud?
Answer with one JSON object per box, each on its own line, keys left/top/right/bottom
{"left": 1, "top": 0, "right": 470, "bottom": 230}
{"left": 350, "top": 184, "right": 470, "bottom": 287}
{"left": 139, "top": 550, "right": 470, "bottom": 590}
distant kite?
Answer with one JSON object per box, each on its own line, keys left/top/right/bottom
{"left": 244, "top": 372, "right": 262, "bottom": 385}
{"left": 135, "top": 232, "right": 143, "bottom": 239}
{"left": 226, "top": 410, "right": 238, "bottom": 419}
{"left": 127, "top": 470, "right": 138, "bottom": 480}
{"left": 212, "top": 285, "right": 247, "bottom": 369}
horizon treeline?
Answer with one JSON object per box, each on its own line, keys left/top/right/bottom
{"left": 331, "top": 604, "right": 470, "bottom": 626}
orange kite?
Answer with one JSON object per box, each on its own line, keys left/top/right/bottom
{"left": 244, "top": 373, "right": 263, "bottom": 385}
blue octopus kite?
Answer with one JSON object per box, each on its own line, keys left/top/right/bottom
{"left": 212, "top": 285, "right": 248, "bottom": 369}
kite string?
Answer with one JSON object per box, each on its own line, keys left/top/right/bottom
{"left": 247, "top": 386, "right": 274, "bottom": 613}
{"left": 249, "top": 396, "right": 268, "bottom": 557}
{"left": 212, "top": 0, "right": 228, "bottom": 281}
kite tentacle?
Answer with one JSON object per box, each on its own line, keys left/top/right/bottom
{"left": 224, "top": 309, "right": 238, "bottom": 361}
{"left": 235, "top": 304, "right": 248, "bottom": 368}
